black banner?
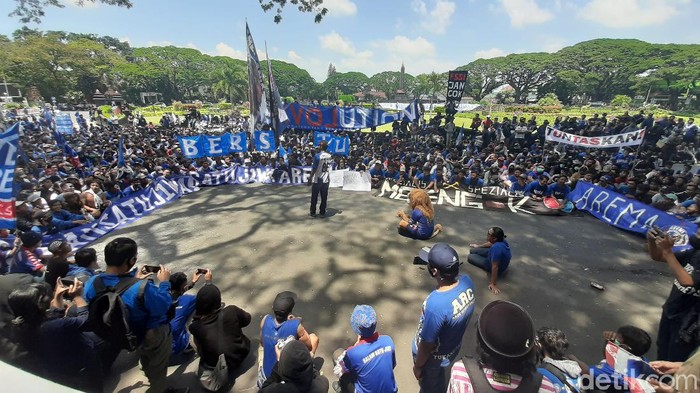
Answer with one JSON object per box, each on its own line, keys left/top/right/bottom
{"left": 445, "top": 70, "right": 468, "bottom": 116}
{"left": 375, "top": 180, "right": 562, "bottom": 215}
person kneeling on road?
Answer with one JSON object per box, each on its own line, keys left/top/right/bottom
{"left": 468, "top": 227, "right": 511, "bottom": 294}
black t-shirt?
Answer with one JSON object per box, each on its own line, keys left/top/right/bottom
{"left": 664, "top": 249, "right": 700, "bottom": 318}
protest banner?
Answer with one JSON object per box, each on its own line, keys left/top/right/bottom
{"left": 176, "top": 132, "right": 252, "bottom": 159}
{"left": 0, "top": 124, "right": 19, "bottom": 229}
{"left": 342, "top": 171, "right": 371, "bottom": 192}
{"left": 569, "top": 181, "right": 697, "bottom": 251}
{"left": 54, "top": 113, "right": 74, "bottom": 134}
{"left": 329, "top": 169, "right": 347, "bottom": 188}
{"left": 313, "top": 131, "right": 350, "bottom": 156}
{"left": 545, "top": 127, "right": 645, "bottom": 148}
{"left": 375, "top": 180, "right": 560, "bottom": 215}
{"left": 285, "top": 101, "right": 420, "bottom": 131}
{"left": 445, "top": 71, "right": 468, "bottom": 116}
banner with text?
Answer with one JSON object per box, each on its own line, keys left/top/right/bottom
{"left": 445, "top": 71, "right": 468, "bottom": 116}
{"left": 285, "top": 100, "right": 420, "bottom": 131}
{"left": 313, "top": 131, "right": 350, "bottom": 156}
{"left": 0, "top": 124, "right": 19, "bottom": 229}
{"left": 375, "top": 180, "right": 561, "bottom": 215}
{"left": 545, "top": 127, "right": 645, "bottom": 148}
{"left": 177, "top": 132, "right": 255, "bottom": 159}
{"left": 569, "top": 181, "right": 696, "bottom": 251}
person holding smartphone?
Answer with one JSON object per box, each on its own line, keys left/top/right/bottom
{"left": 169, "top": 268, "right": 212, "bottom": 361}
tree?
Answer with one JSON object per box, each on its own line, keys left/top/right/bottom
{"left": 11, "top": 0, "right": 327, "bottom": 24}
{"left": 369, "top": 71, "right": 414, "bottom": 100}
{"left": 537, "top": 92, "right": 561, "bottom": 106}
{"left": 327, "top": 63, "right": 336, "bottom": 79}
{"left": 494, "top": 53, "right": 553, "bottom": 103}
{"left": 323, "top": 71, "right": 370, "bottom": 97}
{"left": 270, "top": 60, "right": 320, "bottom": 99}
{"left": 457, "top": 58, "right": 501, "bottom": 101}
{"left": 212, "top": 62, "right": 247, "bottom": 104}
{"left": 610, "top": 94, "right": 632, "bottom": 108}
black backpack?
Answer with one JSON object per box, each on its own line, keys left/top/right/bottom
{"left": 87, "top": 276, "right": 147, "bottom": 352}
{"left": 463, "top": 356, "right": 543, "bottom": 393}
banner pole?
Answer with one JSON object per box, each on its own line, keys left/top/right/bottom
{"left": 630, "top": 129, "right": 646, "bottom": 172}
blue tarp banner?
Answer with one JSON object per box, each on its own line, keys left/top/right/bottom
{"left": 285, "top": 100, "right": 421, "bottom": 131}
{"left": 176, "top": 132, "right": 253, "bottom": 159}
{"left": 0, "top": 124, "right": 19, "bottom": 229}
{"left": 55, "top": 114, "right": 74, "bottom": 134}
{"left": 313, "top": 132, "right": 350, "bottom": 156}
{"left": 569, "top": 181, "right": 697, "bottom": 251}
{"left": 254, "top": 130, "right": 276, "bottom": 152}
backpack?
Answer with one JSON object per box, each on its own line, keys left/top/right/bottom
{"left": 87, "top": 276, "right": 147, "bottom": 352}
{"left": 538, "top": 363, "right": 579, "bottom": 393}
{"left": 463, "top": 356, "right": 543, "bottom": 393}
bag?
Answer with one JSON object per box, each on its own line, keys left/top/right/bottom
{"left": 199, "top": 353, "right": 229, "bottom": 391}
{"left": 538, "top": 363, "right": 579, "bottom": 393}
{"left": 463, "top": 356, "right": 543, "bottom": 393}
{"left": 87, "top": 276, "right": 147, "bottom": 352}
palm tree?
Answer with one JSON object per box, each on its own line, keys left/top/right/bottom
{"left": 213, "top": 65, "right": 247, "bottom": 103}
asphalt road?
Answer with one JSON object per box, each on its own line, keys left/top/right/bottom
{"left": 90, "top": 183, "right": 674, "bottom": 392}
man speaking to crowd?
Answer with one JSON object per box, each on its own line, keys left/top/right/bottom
{"left": 309, "top": 141, "right": 333, "bottom": 218}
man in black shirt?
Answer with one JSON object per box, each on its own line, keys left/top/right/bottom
{"left": 647, "top": 229, "right": 700, "bottom": 361}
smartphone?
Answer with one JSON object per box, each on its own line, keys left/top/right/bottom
{"left": 142, "top": 265, "right": 161, "bottom": 274}
{"left": 60, "top": 278, "right": 75, "bottom": 287}
{"left": 197, "top": 268, "right": 208, "bottom": 275}
{"left": 652, "top": 225, "right": 666, "bottom": 238}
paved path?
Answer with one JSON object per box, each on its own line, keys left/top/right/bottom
{"left": 90, "top": 183, "right": 672, "bottom": 392}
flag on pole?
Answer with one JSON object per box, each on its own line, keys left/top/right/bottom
{"left": 0, "top": 124, "right": 20, "bottom": 229}
{"left": 266, "top": 42, "right": 289, "bottom": 144}
{"left": 52, "top": 130, "right": 81, "bottom": 168}
{"left": 117, "top": 134, "right": 125, "bottom": 167}
{"left": 246, "top": 22, "right": 269, "bottom": 135}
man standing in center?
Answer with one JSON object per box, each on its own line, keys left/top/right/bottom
{"left": 309, "top": 141, "right": 333, "bottom": 218}
{"left": 413, "top": 243, "right": 476, "bottom": 393}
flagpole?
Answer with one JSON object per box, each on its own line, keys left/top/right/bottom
{"left": 265, "top": 41, "right": 279, "bottom": 147}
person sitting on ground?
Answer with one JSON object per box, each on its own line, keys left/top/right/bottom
{"left": 467, "top": 227, "right": 511, "bottom": 294}
{"left": 525, "top": 175, "right": 549, "bottom": 201}
{"left": 48, "top": 199, "right": 88, "bottom": 232}
{"left": 43, "top": 240, "right": 72, "bottom": 289}
{"left": 332, "top": 305, "right": 398, "bottom": 393}
{"left": 546, "top": 175, "right": 572, "bottom": 206}
{"left": 448, "top": 300, "right": 556, "bottom": 392}
{"left": 259, "top": 339, "right": 329, "bottom": 393}
{"left": 66, "top": 247, "right": 99, "bottom": 282}
{"left": 258, "top": 291, "right": 320, "bottom": 388}
{"left": 396, "top": 189, "right": 443, "bottom": 240}
{"left": 536, "top": 327, "right": 588, "bottom": 393}
{"left": 169, "top": 269, "right": 210, "bottom": 361}
{"left": 188, "top": 283, "right": 251, "bottom": 391}
{"left": 9, "top": 231, "right": 47, "bottom": 276}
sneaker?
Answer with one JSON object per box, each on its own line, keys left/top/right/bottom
{"left": 319, "top": 212, "right": 326, "bottom": 218}
{"left": 309, "top": 212, "right": 317, "bottom": 217}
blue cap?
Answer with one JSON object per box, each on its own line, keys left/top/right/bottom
{"left": 350, "top": 305, "right": 377, "bottom": 337}
{"left": 419, "top": 243, "right": 460, "bottom": 271}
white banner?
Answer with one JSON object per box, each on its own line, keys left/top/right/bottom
{"left": 342, "top": 171, "right": 371, "bottom": 192}
{"left": 545, "top": 127, "right": 645, "bottom": 148}
{"left": 329, "top": 169, "right": 347, "bottom": 188}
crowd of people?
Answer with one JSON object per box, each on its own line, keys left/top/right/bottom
{"left": 0, "top": 104, "right": 700, "bottom": 392}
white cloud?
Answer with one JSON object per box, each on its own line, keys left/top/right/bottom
{"left": 146, "top": 40, "right": 173, "bottom": 47}
{"left": 412, "top": 0, "right": 456, "bottom": 34}
{"left": 319, "top": 31, "right": 359, "bottom": 56}
{"left": 474, "top": 47, "right": 506, "bottom": 59}
{"left": 500, "top": 0, "right": 553, "bottom": 27}
{"left": 539, "top": 35, "right": 567, "bottom": 52}
{"left": 214, "top": 42, "right": 245, "bottom": 60}
{"left": 288, "top": 51, "right": 303, "bottom": 61}
{"left": 578, "top": 0, "right": 681, "bottom": 28}
{"left": 381, "top": 36, "right": 436, "bottom": 58}
{"left": 185, "top": 43, "right": 199, "bottom": 50}
{"left": 324, "top": 0, "right": 358, "bottom": 17}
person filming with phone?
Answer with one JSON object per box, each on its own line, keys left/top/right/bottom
{"left": 647, "top": 226, "right": 700, "bottom": 361}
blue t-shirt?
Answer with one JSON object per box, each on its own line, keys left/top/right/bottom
{"left": 488, "top": 241, "right": 512, "bottom": 272}
{"left": 260, "top": 315, "right": 301, "bottom": 378}
{"left": 525, "top": 181, "right": 548, "bottom": 197}
{"left": 510, "top": 182, "right": 527, "bottom": 194}
{"left": 170, "top": 294, "right": 196, "bottom": 355}
{"left": 412, "top": 274, "right": 476, "bottom": 366}
{"left": 408, "top": 208, "right": 435, "bottom": 240}
{"left": 343, "top": 334, "right": 398, "bottom": 393}
{"left": 464, "top": 177, "right": 484, "bottom": 187}
{"left": 546, "top": 184, "right": 571, "bottom": 199}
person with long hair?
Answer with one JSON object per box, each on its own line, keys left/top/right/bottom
{"left": 396, "top": 189, "right": 443, "bottom": 240}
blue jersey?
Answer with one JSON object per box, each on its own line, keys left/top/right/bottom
{"left": 489, "top": 241, "right": 512, "bottom": 272}
{"left": 546, "top": 184, "right": 571, "bottom": 199}
{"left": 413, "top": 274, "right": 476, "bottom": 366}
{"left": 170, "top": 294, "right": 196, "bottom": 355}
{"left": 510, "top": 182, "right": 527, "bottom": 194}
{"left": 525, "top": 181, "right": 548, "bottom": 197}
{"left": 464, "top": 177, "right": 484, "bottom": 187}
{"left": 343, "top": 334, "right": 398, "bottom": 393}
{"left": 260, "top": 315, "right": 300, "bottom": 378}
{"left": 408, "top": 208, "right": 435, "bottom": 240}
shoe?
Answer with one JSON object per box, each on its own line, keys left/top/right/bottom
{"left": 309, "top": 212, "right": 317, "bottom": 217}
{"left": 319, "top": 212, "right": 326, "bottom": 218}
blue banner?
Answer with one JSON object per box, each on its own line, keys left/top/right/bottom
{"left": 569, "top": 181, "right": 697, "bottom": 251}
{"left": 0, "top": 124, "right": 19, "bottom": 229}
{"left": 55, "top": 114, "right": 74, "bottom": 134}
{"left": 286, "top": 100, "right": 421, "bottom": 131}
{"left": 313, "top": 132, "right": 350, "bottom": 156}
{"left": 177, "top": 133, "right": 251, "bottom": 159}
{"left": 254, "top": 130, "right": 276, "bottom": 152}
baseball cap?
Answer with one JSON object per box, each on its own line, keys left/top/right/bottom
{"left": 418, "top": 243, "right": 461, "bottom": 272}
{"left": 20, "top": 231, "right": 43, "bottom": 247}
{"left": 27, "top": 193, "right": 40, "bottom": 203}
{"left": 15, "top": 200, "right": 27, "bottom": 207}
{"left": 273, "top": 291, "right": 297, "bottom": 315}
{"left": 350, "top": 305, "right": 377, "bottom": 338}
{"left": 477, "top": 300, "right": 535, "bottom": 359}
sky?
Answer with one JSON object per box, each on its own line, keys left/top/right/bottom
{"left": 1, "top": 0, "right": 699, "bottom": 82}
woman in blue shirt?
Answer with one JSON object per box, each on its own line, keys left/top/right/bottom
{"left": 396, "top": 189, "right": 442, "bottom": 240}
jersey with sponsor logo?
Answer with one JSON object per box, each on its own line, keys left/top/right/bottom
{"left": 343, "top": 334, "right": 398, "bottom": 393}
{"left": 413, "top": 274, "right": 476, "bottom": 367}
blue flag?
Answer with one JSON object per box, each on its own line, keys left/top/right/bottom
{"left": 117, "top": 134, "right": 125, "bottom": 167}
{"left": 0, "top": 124, "right": 19, "bottom": 229}
{"left": 254, "top": 130, "right": 276, "bottom": 152}
{"left": 279, "top": 145, "right": 288, "bottom": 159}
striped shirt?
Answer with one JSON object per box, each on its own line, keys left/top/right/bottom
{"left": 448, "top": 360, "right": 557, "bottom": 393}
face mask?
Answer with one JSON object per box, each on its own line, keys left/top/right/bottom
{"left": 690, "top": 234, "right": 700, "bottom": 250}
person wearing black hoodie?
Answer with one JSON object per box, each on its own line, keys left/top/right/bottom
{"left": 259, "top": 339, "right": 329, "bottom": 393}
{"left": 188, "top": 284, "right": 251, "bottom": 391}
